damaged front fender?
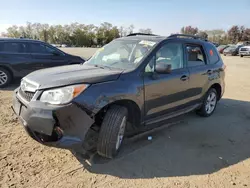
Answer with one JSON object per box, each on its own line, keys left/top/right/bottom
{"left": 15, "top": 93, "right": 95, "bottom": 150}
{"left": 55, "top": 104, "right": 95, "bottom": 141}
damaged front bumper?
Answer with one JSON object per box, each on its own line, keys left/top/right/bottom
{"left": 12, "top": 88, "right": 95, "bottom": 151}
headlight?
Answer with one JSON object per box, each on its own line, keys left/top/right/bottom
{"left": 40, "top": 84, "right": 89, "bottom": 105}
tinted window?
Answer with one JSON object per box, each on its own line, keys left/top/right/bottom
{"left": 29, "top": 43, "right": 61, "bottom": 54}
{"left": 0, "top": 42, "right": 27, "bottom": 53}
{"left": 206, "top": 45, "right": 220, "bottom": 64}
{"left": 186, "top": 45, "right": 206, "bottom": 67}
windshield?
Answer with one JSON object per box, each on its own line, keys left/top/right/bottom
{"left": 226, "top": 45, "right": 237, "bottom": 50}
{"left": 86, "top": 39, "right": 156, "bottom": 70}
{"left": 217, "top": 45, "right": 227, "bottom": 50}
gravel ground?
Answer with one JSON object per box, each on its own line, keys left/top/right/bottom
{"left": 1, "top": 51, "right": 250, "bottom": 188}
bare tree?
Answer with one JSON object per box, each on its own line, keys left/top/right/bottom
{"left": 138, "top": 28, "right": 153, "bottom": 34}
{"left": 181, "top": 26, "right": 199, "bottom": 35}
{"left": 228, "top": 25, "right": 241, "bottom": 44}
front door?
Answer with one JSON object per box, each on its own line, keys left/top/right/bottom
{"left": 143, "top": 42, "right": 191, "bottom": 122}
{"left": 27, "top": 42, "right": 69, "bottom": 72}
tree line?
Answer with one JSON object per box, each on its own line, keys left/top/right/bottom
{"left": 180, "top": 25, "right": 250, "bottom": 45}
{"left": 1, "top": 22, "right": 250, "bottom": 46}
{"left": 1, "top": 22, "right": 152, "bottom": 47}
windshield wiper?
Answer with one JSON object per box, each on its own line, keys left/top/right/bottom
{"left": 93, "top": 64, "right": 105, "bottom": 69}
{"left": 93, "top": 64, "right": 112, "bottom": 70}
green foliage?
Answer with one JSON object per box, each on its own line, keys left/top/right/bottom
{"left": 197, "top": 31, "right": 208, "bottom": 39}
{"left": 2, "top": 22, "right": 151, "bottom": 47}
{"left": 182, "top": 26, "right": 250, "bottom": 45}
{"left": 4, "top": 22, "right": 250, "bottom": 46}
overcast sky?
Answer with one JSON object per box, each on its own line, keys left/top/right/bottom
{"left": 1, "top": 0, "right": 250, "bottom": 35}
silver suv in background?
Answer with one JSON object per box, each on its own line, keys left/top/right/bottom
{"left": 239, "top": 46, "right": 250, "bottom": 57}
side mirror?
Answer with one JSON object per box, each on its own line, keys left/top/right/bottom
{"left": 155, "top": 63, "right": 172, "bottom": 74}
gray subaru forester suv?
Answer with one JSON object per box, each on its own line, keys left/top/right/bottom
{"left": 12, "top": 34, "right": 225, "bottom": 159}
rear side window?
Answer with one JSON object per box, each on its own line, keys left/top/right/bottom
{"left": 0, "top": 42, "right": 27, "bottom": 53}
{"left": 186, "top": 45, "right": 206, "bottom": 67}
{"left": 206, "top": 45, "right": 220, "bottom": 64}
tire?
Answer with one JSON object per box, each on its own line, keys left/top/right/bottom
{"left": 240, "top": 55, "right": 243, "bottom": 58}
{"left": 197, "top": 88, "right": 218, "bottom": 117}
{"left": 97, "top": 105, "right": 128, "bottom": 158}
{"left": 0, "top": 67, "right": 12, "bottom": 88}
{"left": 223, "top": 54, "right": 226, "bottom": 56}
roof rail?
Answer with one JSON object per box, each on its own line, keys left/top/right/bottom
{"left": 168, "top": 34, "right": 207, "bottom": 41}
{"left": 126, "top": 33, "right": 157, "bottom": 37}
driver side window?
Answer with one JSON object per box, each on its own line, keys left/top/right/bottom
{"left": 145, "top": 42, "right": 184, "bottom": 72}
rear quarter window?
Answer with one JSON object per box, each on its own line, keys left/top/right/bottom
{"left": 206, "top": 44, "right": 220, "bottom": 64}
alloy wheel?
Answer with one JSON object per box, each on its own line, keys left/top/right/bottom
{"left": 0, "top": 71, "right": 8, "bottom": 86}
{"left": 115, "top": 116, "right": 127, "bottom": 150}
{"left": 205, "top": 92, "right": 217, "bottom": 114}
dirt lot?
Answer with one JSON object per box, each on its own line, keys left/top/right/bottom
{"left": 1, "top": 51, "right": 250, "bottom": 188}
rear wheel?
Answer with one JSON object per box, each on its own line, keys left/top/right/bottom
{"left": 97, "top": 105, "right": 128, "bottom": 158}
{"left": 197, "top": 88, "right": 218, "bottom": 117}
{"left": 240, "top": 54, "right": 243, "bottom": 58}
{"left": 0, "top": 67, "right": 12, "bottom": 88}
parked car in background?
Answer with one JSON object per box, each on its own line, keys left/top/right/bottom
{"left": 12, "top": 34, "right": 225, "bottom": 159}
{"left": 239, "top": 46, "right": 250, "bottom": 57}
{"left": 237, "top": 41, "right": 250, "bottom": 46}
{"left": 223, "top": 45, "right": 243, "bottom": 56}
{"left": 0, "top": 38, "right": 85, "bottom": 87}
{"left": 51, "top": 44, "right": 61, "bottom": 47}
{"left": 61, "top": 44, "right": 67, "bottom": 48}
{"left": 244, "top": 41, "right": 250, "bottom": 45}
{"left": 217, "top": 45, "right": 229, "bottom": 54}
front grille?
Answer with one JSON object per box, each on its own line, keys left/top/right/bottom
{"left": 240, "top": 48, "right": 249, "bottom": 52}
{"left": 18, "top": 88, "right": 35, "bottom": 102}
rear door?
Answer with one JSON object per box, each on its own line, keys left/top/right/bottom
{"left": 27, "top": 42, "right": 69, "bottom": 70}
{"left": 184, "top": 43, "right": 210, "bottom": 102}
{"left": 0, "top": 41, "right": 32, "bottom": 77}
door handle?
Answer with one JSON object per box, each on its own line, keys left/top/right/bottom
{"left": 202, "top": 70, "right": 213, "bottom": 75}
{"left": 180, "top": 75, "right": 189, "bottom": 81}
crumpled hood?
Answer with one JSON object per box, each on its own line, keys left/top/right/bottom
{"left": 24, "top": 64, "right": 123, "bottom": 89}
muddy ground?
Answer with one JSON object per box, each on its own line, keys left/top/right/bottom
{"left": 1, "top": 50, "right": 250, "bottom": 188}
